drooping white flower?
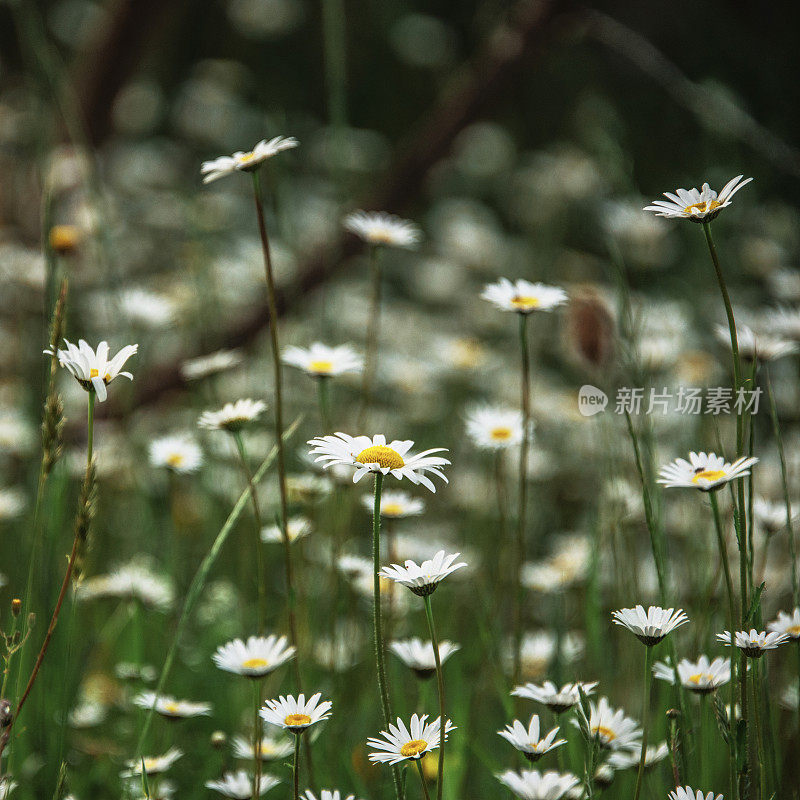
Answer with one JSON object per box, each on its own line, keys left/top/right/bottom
{"left": 201, "top": 137, "right": 298, "bottom": 183}
{"left": 343, "top": 211, "right": 421, "bottom": 249}
{"left": 657, "top": 451, "right": 758, "bottom": 492}
{"left": 366, "top": 714, "right": 454, "bottom": 765}
{"left": 307, "top": 433, "right": 449, "bottom": 493}
{"left": 198, "top": 399, "right": 267, "bottom": 432}
{"left": 282, "top": 343, "right": 363, "bottom": 378}
{"left": 768, "top": 607, "right": 800, "bottom": 640}
{"left": 260, "top": 693, "right": 332, "bottom": 734}
{"left": 149, "top": 435, "right": 203, "bottom": 474}
{"left": 45, "top": 339, "right": 138, "bottom": 402}
{"left": 512, "top": 681, "right": 598, "bottom": 714}
{"left": 379, "top": 550, "right": 467, "bottom": 596}
{"left": 611, "top": 605, "right": 689, "bottom": 646}
{"left": 716, "top": 629, "right": 789, "bottom": 657}
{"left": 465, "top": 405, "right": 526, "bottom": 450}
{"left": 132, "top": 691, "right": 211, "bottom": 719}
{"left": 205, "top": 770, "right": 280, "bottom": 798}
{"left": 389, "top": 637, "right": 460, "bottom": 678}
{"left": 481, "top": 278, "right": 568, "bottom": 315}
{"left": 644, "top": 175, "right": 752, "bottom": 222}
{"left": 496, "top": 768, "right": 581, "bottom": 800}
{"left": 653, "top": 656, "right": 731, "bottom": 693}
{"left": 498, "top": 715, "right": 566, "bottom": 762}
{"left": 213, "top": 635, "right": 296, "bottom": 678}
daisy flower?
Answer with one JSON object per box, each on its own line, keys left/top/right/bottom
{"left": 283, "top": 343, "right": 363, "bottom": 378}
{"left": 261, "top": 516, "right": 312, "bottom": 544}
{"left": 260, "top": 693, "right": 332, "bottom": 734}
{"left": 0, "top": 780, "right": 17, "bottom": 800}
{"left": 465, "top": 405, "right": 526, "bottom": 450}
{"left": 389, "top": 638, "right": 460, "bottom": 679}
{"left": 366, "top": 714, "right": 454, "bottom": 765}
{"left": 714, "top": 323, "right": 798, "bottom": 362}
{"left": 498, "top": 715, "right": 566, "bottom": 762}
{"left": 608, "top": 741, "right": 669, "bottom": 771}
{"left": 205, "top": 771, "right": 280, "bottom": 798}
{"left": 201, "top": 136, "right": 298, "bottom": 183}
{"left": 307, "top": 433, "right": 450, "bottom": 493}
{"left": 611, "top": 605, "right": 689, "bottom": 646}
{"left": 149, "top": 435, "right": 203, "bottom": 474}
{"left": 44, "top": 339, "right": 138, "bottom": 402}
{"left": 362, "top": 490, "right": 425, "bottom": 518}
{"left": 657, "top": 451, "right": 758, "bottom": 492}
{"left": 379, "top": 551, "right": 467, "bottom": 596}
{"left": 512, "top": 681, "right": 598, "bottom": 715}
{"left": 643, "top": 175, "right": 752, "bottom": 222}
{"left": 233, "top": 734, "right": 294, "bottom": 761}
{"left": 343, "top": 211, "right": 421, "bottom": 249}
{"left": 181, "top": 349, "right": 244, "bottom": 381}
{"left": 768, "top": 608, "right": 800, "bottom": 640}
{"left": 121, "top": 747, "right": 183, "bottom": 777}
{"left": 213, "top": 635, "right": 296, "bottom": 678}
{"left": 496, "top": 769, "right": 581, "bottom": 800}
{"left": 668, "top": 788, "right": 724, "bottom": 800}
{"left": 716, "top": 629, "right": 789, "bottom": 657}
{"left": 653, "top": 656, "right": 732, "bottom": 693}
{"left": 577, "top": 697, "right": 642, "bottom": 750}
{"left": 753, "top": 497, "right": 798, "bottom": 534}
{"left": 198, "top": 399, "right": 267, "bottom": 432}
{"left": 302, "top": 792, "right": 364, "bottom": 800}
{"left": 132, "top": 691, "right": 211, "bottom": 719}
{"left": 481, "top": 278, "right": 568, "bottom": 315}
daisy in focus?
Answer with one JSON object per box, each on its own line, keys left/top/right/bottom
{"left": 653, "top": 656, "right": 732, "bottom": 693}
{"left": 668, "top": 788, "right": 724, "bottom": 800}
{"left": 657, "top": 451, "right": 758, "bottom": 492}
{"left": 213, "top": 635, "right": 296, "bottom": 678}
{"left": 465, "top": 405, "right": 526, "bottom": 450}
{"left": 307, "top": 433, "right": 450, "bottom": 492}
{"left": 611, "top": 605, "right": 689, "bottom": 646}
{"left": 366, "top": 714, "right": 454, "bottom": 765}
{"left": 643, "top": 175, "right": 752, "bottom": 222}
{"left": 768, "top": 607, "right": 800, "bottom": 639}
{"left": 379, "top": 550, "right": 467, "bottom": 596}
{"left": 149, "top": 435, "right": 203, "bottom": 474}
{"left": 716, "top": 629, "right": 789, "bottom": 657}
{"left": 133, "top": 691, "right": 211, "bottom": 719}
{"left": 303, "top": 792, "right": 364, "bottom": 800}
{"left": 496, "top": 768, "right": 581, "bottom": 800}
{"left": 497, "top": 715, "right": 566, "bottom": 762}
{"left": 578, "top": 697, "right": 642, "bottom": 750}
{"left": 45, "top": 339, "right": 138, "bottom": 402}
{"left": 283, "top": 343, "right": 363, "bottom": 378}
{"left": 512, "top": 681, "right": 598, "bottom": 714}
{"left": 343, "top": 211, "right": 421, "bottom": 249}
{"left": 481, "top": 278, "right": 568, "bottom": 315}
{"left": 389, "top": 638, "right": 460, "bottom": 679}
{"left": 205, "top": 771, "right": 280, "bottom": 798}
{"left": 198, "top": 399, "right": 267, "bottom": 432}
{"left": 362, "top": 490, "right": 425, "bottom": 518}
{"left": 260, "top": 693, "right": 332, "bottom": 734}
{"left": 201, "top": 136, "right": 298, "bottom": 183}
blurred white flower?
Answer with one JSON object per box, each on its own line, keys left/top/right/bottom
{"left": 149, "top": 435, "right": 203, "bottom": 473}
{"left": 343, "top": 211, "right": 421, "bottom": 249}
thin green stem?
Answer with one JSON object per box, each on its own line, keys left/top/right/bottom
{"left": 424, "top": 595, "right": 445, "bottom": 800}
{"left": 633, "top": 645, "right": 654, "bottom": 800}
{"left": 513, "top": 312, "right": 530, "bottom": 687}
{"left": 87, "top": 392, "right": 95, "bottom": 468}
{"left": 233, "top": 431, "right": 267, "bottom": 633}
{"left": 293, "top": 733, "right": 301, "bottom": 800}
{"left": 752, "top": 660, "right": 766, "bottom": 800}
{"left": 359, "top": 245, "right": 382, "bottom": 427}
{"left": 253, "top": 680, "right": 263, "bottom": 800}
{"left": 415, "top": 758, "right": 432, "bottom": 800}
{"left": 699, "top": 694, "right": 709, "bottom": 789}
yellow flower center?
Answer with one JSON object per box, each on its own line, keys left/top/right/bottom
{"left": 49, "top": 224, "right": 81, "bottom": 254}
{"left": 510, "top": 295, "right": 540, "bottom": 310}
{"left": 592, "top": 725, "right": 616, "bottom": 743}
{"left": 490, "top": 427, "right": 513, "bottom": 440}
{"left": 683, "top": 199, "right": 721, "bottom": 215}
{"left": 691, "top": 469, "right": 727, "bottom": 484}
{"left": 310, "top": 360, "right": 334, "bottom": 374}
{"left": 239, "top": 152, "right": 257, "bottom": 163}
{"left": 167, "top": 453, "right": 186, "bottom": 468}
{"left": 382, "top": 502, "right": 404, "bottom": 516}
{"left": 142, "top": 758, "right": 159, "bottom": 772}
{"left": 284, "top": 713, "right": 311, "bottom": 727}
{"left": 88, "top": 368, "right": 112, "bottom": 382}
{"left": 688, "top": 674, "right": 707, "bottom": 685}
{"left": 369, "top": 229, "right": 394, "bottom": 244}
{"left": 163, "top": 702, "right": 181, "bottom": 714}
{"left": 242, "top": 657, "right": 269, "bottom": 670}
{"left": 355, "top": 445, "right": 405, "bottom": 470}
{"left": 787, "top": 625, "right": 800, "bottom": 636}
{"left": 400, "top": 739, "right": 428, "bottom": 757}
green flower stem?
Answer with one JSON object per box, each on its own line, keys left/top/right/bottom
{"left": 423, "top": 595, "right": 446, "bottom": 800}
{"left": 251, "top": 172, "right": 301, "bottom": 691}
{"left": 752, "top": 659, "right": 767, "bottom": 800}
{"left": 87, "top": 391, "right": 95, "bottom": 469}
{"left": 253, "top": 680, "right": 263, "bottom": 800}
{"left": 699, "top": 694, "right": 709, "bottom": 788}
{"left": 415, "top": 758, "right": 432, "bottom": 800}
{"left": 293, "top": 733, "right": 301, "bottom": 800}
{"left": 233, "top": 431, "right": 267, "bottom": 633}
{"left": 513, "top": 312, "right": 531, "bottom": 687}
{"left": 632, "top": 644, "right": 655, "bottom": 800}
{"left": 372, "top": 473, "right": 402, "bottom": 800}
{"left": 359, "top": 244, "right": 382, "bottom": 427}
